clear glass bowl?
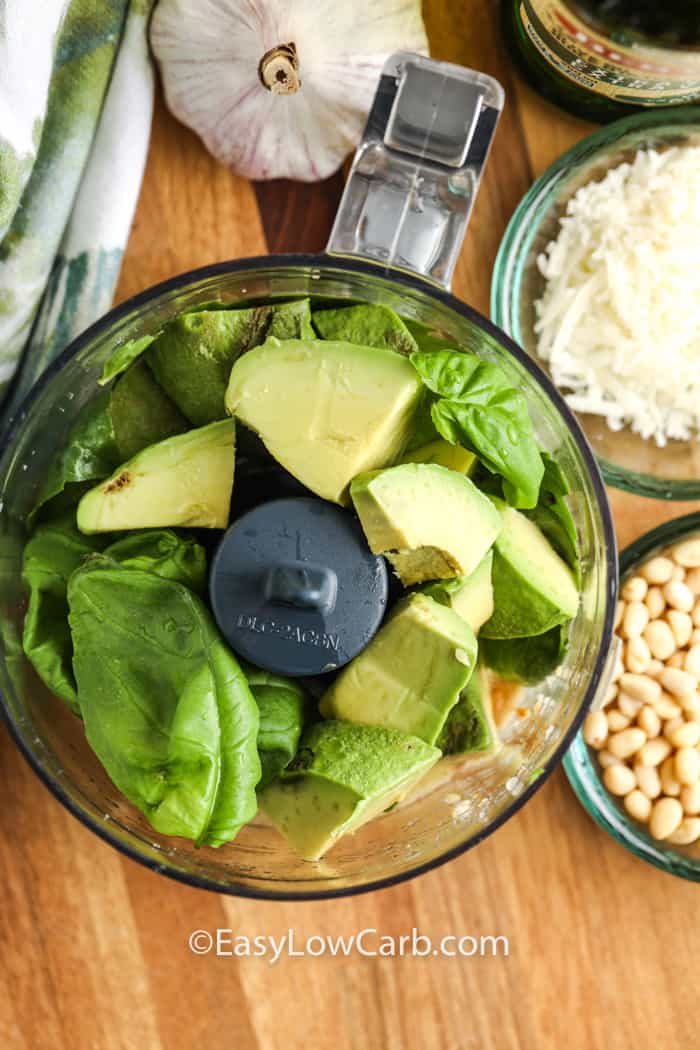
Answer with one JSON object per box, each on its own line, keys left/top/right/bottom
{"left": 491, "top": 107, "right": 700, "bottom": 501}
{"left": 565, "top": 512, "right": 700, "bottom": 881}
{"left": 0, "top": 255, "right": 617, "bottom": 899}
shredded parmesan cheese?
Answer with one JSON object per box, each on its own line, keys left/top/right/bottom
{"left": 534, "top": 146, "right": 700, "bottom": 446}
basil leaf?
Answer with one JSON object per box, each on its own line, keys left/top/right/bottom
{"left": 102, "top": 530, "right": 208, "bottom": 595}
{"left": 526, "top": 452, "right": 580, "bottom": 584}
{"left": 410, "top": 350, "right": 544, "bottom": 509}
{"left": 22, "top": 515, "right": 108, "bottom": 713}
{"left": 481, "top": 624, "right": 569, "bottom": 684}
{"left": 244, "top": 667, "right": 308, "bottom": 789}
{"left": 68, "top": 557, "right": 260, "bottom": 846}
{"left": 99, "top": 333, "right": 161, "bottom": 385}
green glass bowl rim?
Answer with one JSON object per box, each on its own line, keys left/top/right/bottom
{"left": 564, "top": 510, "right": 700, "bottom": 881}
{"left": 490, "top": 104, "right": 700, "bottom": 502}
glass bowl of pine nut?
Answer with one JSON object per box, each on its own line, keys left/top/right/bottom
{"left": 564, "top": 512, "right": 700, "bottom": 880}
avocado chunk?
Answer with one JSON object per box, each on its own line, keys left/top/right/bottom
{"left": 480, "top": 503, "right": 579, "bottom": 639}
{"left": 319, "top": 593, "right": 477, "bottom": 744}
{"left": 147, "top": 307, "right": 271, "bottom": 425}
{"left": 437, "top": 665, "right": 500, "bottom": 756}
{"left": 312, "top": 304, "right": 418, "bottom": 356}
{"left": 481, "top": 624, "right": 569, "bottom": 683}
{"left": 225, "top": 337, "right": 422, "bottom": 504}
{"left": 400, "top": 438, "right": 477, "bottom": 475}
{"left": 423, "top": 551, "right": 494, "bottom": 634}
{"left": 77, "top": 419, "right": 235, "bottom": 534}
{"left": 244, "top": 667, "right": 308, "bottom": 789}
{"left": 259, "top": 721, "right": 439, "bottom": 860}
{"left": 268, "top": 299, "right": 315, "bottom": 340}
{"left": 350, "top": 463, "right": 501, "bottom": 586}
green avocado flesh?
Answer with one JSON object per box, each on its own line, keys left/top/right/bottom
{"left": 422, "top": 551, "right": 494, "bottom": 634}
{"left": 225, "top": 337, "right": 422, "bottom": 504}
{"left": 319, "top": 593, "right": 477, "bottom": 745}
{"left": 400, "top": 438, "right": 477, "bottom": 474}
{"left": 350, "top": 463, "right": 502, "bottom": 585}
{"left": 312, "top": 304, "right": 418, "bottom": 356}
{"left": 481, "top": 503, "right": 579, "bottom": 639}
{"left": 77, "top": 419, "right": 235, "bottom": 533}
{"left": 259, "top": 721, "right": 439, "bottom": 860}
{"left": 147, "top": 307, "right": 271, "bottom": 425}
{"left": 437, "top": 665, "right": 499, "bottom": 756}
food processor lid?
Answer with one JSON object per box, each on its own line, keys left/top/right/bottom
{"left": 209, "top": 497, "right": 389, "bottom": 677}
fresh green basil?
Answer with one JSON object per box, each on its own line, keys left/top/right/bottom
{"left": 99, "top": 332, "right": 161, "bottom": 385}
{"left": 22, "top": 515, "right": 108, "bottom": 713}
{"left": 32, "top": 362, "right": 187, "bottom": 522}
{"left": 244, "top": 667, "right": 308, "bottom": 789}
{"left": 526, "top": 453, "right": 580, "bottom": 583}
{"left": 102, "top": 530, "right": 208, "bottom": 595}
{"left": 481, "top": 624, "right": 569, "bottom": 684}
{"left": 409, "top": 350, "right": 544, "bottom": 509}
{"left": 68, "top": 557, "right": 260, "bottom": 846}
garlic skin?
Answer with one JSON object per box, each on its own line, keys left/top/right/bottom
{"left": 150, "top": 0, "right": 429, "bottom": 182}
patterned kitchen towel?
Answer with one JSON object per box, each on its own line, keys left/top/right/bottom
{"left": 0, "top": 0, "right": 155, "bottom": 425}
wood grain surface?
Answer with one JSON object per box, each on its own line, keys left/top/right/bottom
{"left": 2, "top": 3, "right": 699, "bottom": 1049}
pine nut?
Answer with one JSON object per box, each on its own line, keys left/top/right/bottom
{"left": 647, "top": 659, "right": 664, "bottom": 679}
{"left": 624, "top": 789, "right": 652, "bottom": 822}
{"left": 681, "top": 693, "right": 700, "bottom": 718}
{"left": 684, "top": 645, "right": 700, "bottom": 680}
{"left": 602, "top": 683, "right": 618, "bottom": 708}
{"left": 649, "top": 797, "right": 684, "bottom": 840}
{"left": 637, "top": 705, "right": 661, "bottom": 738}
{"left": 692, "top": 628, "right": 700, "bottom": 645}
{"left": 667, "top": 652, "right": 685, "bottom": 670}
{"left": 622, "top": 575, "right": 648, "bottom": 602}
{"left": 608, "top": 727, "right": 646, "bottom": 759}
{"left": 660, "top": 667, "right": 697, "bottom": 700}
{"left": 619, "top": 673, "right": 661, "bottom": 704}
{"left": 635, "top": 763, "right": 661, "bottom": 799}
{"left": 680, "top": 782, "right": 700, "bottom": 815}
{"left": 654, "top": 695, "right": 682, "bottom": 720}
{"left": 693, "top": 605, "right": 700, "bottom": 628}
{"left": 640, "top": 557, "right": 674, "bottom": 585}
{"left": 667, "top": 722, "right": 700, "bottom": 749}
{"left": 603, "top": 763, "right": 636, "bottom": 796}
{"left": 625, "top": 637, "right": 651, "bottom": 674}
{"left": 617, "top": 693, "right": 642, "bottom": 719}
{"left": 645, "top": 587, "right": 666, "bottom": 618}
{"left": 660, "top": 756, "right": 682, "bottom": 796}
{"left": 670, "top": 538, "right": 700, "bottom": 568}
{"left": 667, "top": 817, "right": 700, "bottom": 845}
{"left": 621, "top": 601, "right": 649, "bottom": 639}
{"left": 671, "top": 565, "right": 686, "bottom": 582}
{"left": 598, "top": 749, "right": 622, "bottom": 768}
{"left": 663, "top": 717, "right": 686, "bottom": 741}
{"left": 607, "top": 709, "right": 631, "bottom": 732}
{"left": 664, "top": 580, "right": 694, "bottom": 613}
{"left": 685, "top": 568, "right": 700, "bottom": 595}
{"left": 583, "top": 711, "right": 608, "bottom": 749}
{"left": 643, "top": 620, "right": 676, "bottom": 661}
{"left": 612, "top": 651, "right": 624, "bottom": 682}
{"left": 639, "top": 738, "right": 671, "bottom": 766}
{"left": 666, "top": 610, "right": 693, "bottom": 648}
{"left": 675, "top": 748, "right": 700, "bottom": 785}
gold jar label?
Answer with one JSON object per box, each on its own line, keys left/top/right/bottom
{"left": 520, "top": 0, "right": 700, "bottom": 104}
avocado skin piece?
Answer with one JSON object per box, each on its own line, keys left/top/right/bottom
{"left": 319, "top": 593, "right": 477, "bottom": 745}
{"left": 313, "top": 304, "right": 418, "bottom": 356}
{"left": 147, "top": 307, "right": 271, "bottom": 425}
{"left": 350, "top": 463, "right": 502, "bottom": 586}
{"left": 225, "top": 337, "right": 422, "bottom": 504}
{"left": 437, "top": 666, "right": 497, "bottom": 755}
{"left": 77, "top": 419, "right": 235, "bottom": 534}
{"left": 480, "top": 504, "right": 579, "bottom": 640}
{"left": 481, "top": 625, "right": 569, "bottom": 684}
{"left": 422, "top": 551, "right": 494, "bottom": 634}
{"left": 259, "top": 721, "right": 439, "bottom": 860}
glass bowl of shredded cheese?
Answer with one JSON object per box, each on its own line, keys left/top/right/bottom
{"left": 492, "top": 107, "right": 700, "bottom": 500}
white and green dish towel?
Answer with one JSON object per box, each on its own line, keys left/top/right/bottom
{"left": 0, "top": 0, "right": 154, "bottom": 425}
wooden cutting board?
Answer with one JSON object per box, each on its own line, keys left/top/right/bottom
{"left": 1, "top": 2, "right": 697, "bottom": 1048}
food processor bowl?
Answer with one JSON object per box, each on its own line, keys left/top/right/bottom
{"left": 0, "top": 54, "right": 617, "bottom": 899}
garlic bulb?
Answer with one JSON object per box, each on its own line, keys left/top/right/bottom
{"left": 150, "top": 0, "right": 429, "bottom": 182}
